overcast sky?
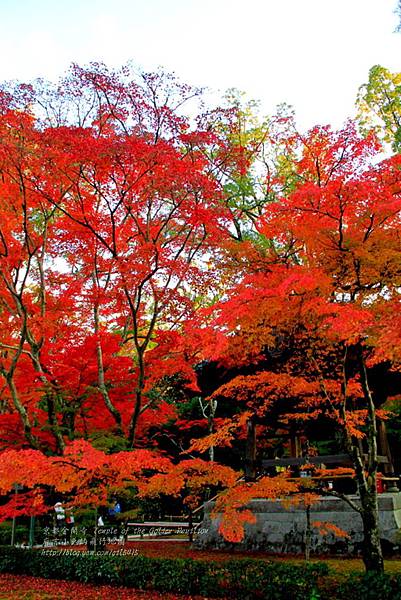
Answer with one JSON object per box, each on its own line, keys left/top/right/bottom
{"left": 1, "top": 0, "right": 400, "bottom": 130}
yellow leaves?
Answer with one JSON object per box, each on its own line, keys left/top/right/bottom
{"left": 356, "top": 64, "right": 401, "bottom": 148}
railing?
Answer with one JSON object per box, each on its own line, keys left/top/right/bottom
{"left": 126, "top": 519, "right": 202, "bottom": 542}
{"left": 261, "top": 453, "right": 390, "bottom": 468}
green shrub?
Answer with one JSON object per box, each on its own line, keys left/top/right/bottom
{"left": 0, "top": 546, "right": 328, "bottom": 599}
{"left": 5, "top": 546, "right": 401, "bottom": 600}
{"left": 335, "top": 571, "right": 401, "bottom": 600}
{"left": 0, "top": 522, "right": 26, "bottom": 545}
{"left": 0, "top": 519, "right": 47, "bottom": 546}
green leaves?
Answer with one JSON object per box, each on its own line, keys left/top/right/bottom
{"left": 356, "top": 64, "right": 401, "bottom": 151}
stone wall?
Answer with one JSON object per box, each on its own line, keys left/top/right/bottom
{"left": 195, "top": 493, "right": 401, "bottom": 555}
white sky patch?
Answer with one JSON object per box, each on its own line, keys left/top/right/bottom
{"left": 0, "top": 0, "right": 400, "bottom": 131}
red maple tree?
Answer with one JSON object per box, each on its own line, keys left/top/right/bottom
{"left": 187, "top": 122, "right": 401, "bottom": 572}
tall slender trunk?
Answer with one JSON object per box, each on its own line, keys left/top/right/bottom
{"left": 93, "top": 302, "right": 123, "bottom": 435}
{"left": 127, "top": 350, "right": 145, "bottom": 447}
{"left": 199, "top": 398, "right": 217, "bottom": 462}
{"left": 6, "top": 374, "right": 39, "bottom": 449}
{"left": 208, "top": 399, "right": 217, "bottom": 463}
{"left": 124, "top": 284, "right": 158, "bottom": 448}
{"left": 44, "top": 391, "right": 65, "bottom": 454}
{"left": 357, "top": 347, "right": 383, "bottom": 573}
{"left": 340, "top": 345, "right": 384, "bottom": 573}
{"left": 28, "top": 351, "right": 65, "bottom": 454}
{"left": 128, "top": 391, "right": 142, "bottom": 447}
{"left": 358, "top": 483, "right": 384, "bottom": 572}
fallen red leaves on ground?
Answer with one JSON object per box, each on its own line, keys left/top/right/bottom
{"left": 119, "top": 540, "right": 272, "bottom": 561}
{"left": 0, "top": 573, "right": 212, "bottom": 600}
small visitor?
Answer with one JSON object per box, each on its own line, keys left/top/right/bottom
{"left": 54, "top": 501, "right": 66, "bottom": 528}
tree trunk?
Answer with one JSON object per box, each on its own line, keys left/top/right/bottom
{"left": 358, "top": 349, "right": 384, "bottom": 573}
{"left": 128, "top": 388, "right": 143, "bottom": 447}
{"left": 359, "top": 486, "right": 384, "bottom": 572}
{"left": 6, "top": 374, "right": 39, "bottom": 449}
{"left": 340, "top": 345, "right": 384, "bottom": 573}
{"left": 94, "top": 303, "right": 123, "bottom": 436}
{"left": 45, "top": 391, "right": 65, "bottom": 454}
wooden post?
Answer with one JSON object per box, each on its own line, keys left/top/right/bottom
{"left": 377, "top": 420, "right": 398, "bottom": 491}
{"left": 245, "top": 415, "right": 257, "bottom": 481}
{"left": 10, "top": 515, "right": 16, "bottom": 547}
{"left": 377, "top": 420, "right": 394, "bottom": 474}
{"left": 10, "top": 483, "right": 22, "bottom": 546}
{"left": 305, "top": 504, "right": 311, "bottom": 562}
{"left": 94, "top": 507, "right": 98, "bottom": 553}
{"left": 290, "top": 431, "right": 301, "bottom": 458}
{"left": 29, "top": 516, "right": 35, "bottom": 548}
{"left": 188, "top": 510, "right": 193, "bottom": 544}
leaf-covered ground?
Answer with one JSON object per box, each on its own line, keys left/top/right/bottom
{"left": 0, "top": 573, "right": 213, "bottom": 600}
{"left": 3, "top": 543, "right": 401, "bottom": 600}
{"left": 120, "top": 541, "right": 401, "bottom": 573}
